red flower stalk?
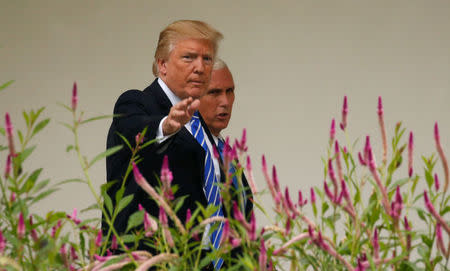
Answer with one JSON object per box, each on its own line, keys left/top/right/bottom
{"left": 71, "top": 82, "right": 78, "bottom": 111}
{"left": 245, "top": 155, "right": 258, "bottom": 194}
{"left": 285, "top": 218, "right": 291, "bottom": 236}
{"left": 424, "top": 190, "right": 450, "bottom": 235}
{"left": 0, "top": 230, "right": 6, "bottom": 254}
{"left": 17, "top": 213, "right": 25, "bottom": 239}
{"left": 298, "top": 190, "right": 307, "bottom": 208}
{"left": 435, "top": 174, "right": 440, "bottom": 191}
{"left": 5, "top": 113, "right": 16, "bottom": 156}
{"left": 335, "top": 141, "right": 344, "bottom": 182}
{"left": 51, "top": 220, "right": 62, "bottom": 238}
{"left": 232, "top": 201, "right": 250, "bottom": 231}
{"left": 389, "top": 186, "right": 403, "bottom": 221}
{"left": 340, "top": 96, "right": 348, "bottom": 131}
{"left": 340, "top": 180, "right": 350, "bottom": 202}
{"left": 144, "top": 212, "right": 158, "bottom": 237}
{"left": 404, "top": 217, "right": 411, "bottom": 252}
{"left": 159, "top": 206, "right": 168, "bottom": 226}
{"left": 262, "top": 155, "right": 277, "bottom": 204}
{"left": 220, "top": 219, "right": 230, "bottom": 244}
{"left": 4, "top": 155, "right": 12, "bottom": 179}
{"left": 434, "top": 122, "right": 449, "bottom": 192}
{"left": 160, "top": 155, "right": 174, "bottom": 201}
{"left": 310, "top": 187, "right": 316, "bottom": 205}
{"left": 408, "top": 131, "right": 414, "bottom": 177}
{"left": 328, "top": 158, "right": 338, "bottom": 187}
{"left": 377, "top": 97, "right": 388, "bottom": 164}
{"left": 272, "top": 166, "right": 281, "bottom": 194}
{"left": 249, "top": 212, "right": 257, "bottom": 241}
{"left": 185, "top": 209, "right": 192, "bottom": 225}
{"left": 284, "top": 187, "right": 296, "bottom": 216}
{"left": 111, "top": 235, "right": 118, "bottom": 250}
{"left": 95, "top": 230, "right": 102, "bottom": 247}
{"left": 159, "top": 207, "right": 174, "bottom": 246}
{"left": 9, "top": 191, "right": 15, "bottom": 203}
{"left": 358, "top": 152, "right": 367, "bottom": 166}
{"left": 67, "top": 208, "right": 81, "bottom": 225}
{"left": 324, "top": 181, "right": 334, "bottom": 202}
{"left": 436, "top": 223, "right": 447, "bottom": 256}
{"left": 29, "top": 216, "right": 39, "bottom": 243}
{"left": 366, "top": 141, "right": 391, "bottom": 214}
{"left": 259, "top": 239, "right": 267, "bottom": 271}
{"left": 330, "top": 118, "right": 336, "bottom": 143}
{"left": 373, "top": 228, "right": 379, "bottom": 259}
{"left": 238, "top": 128, "right": 248, "bottom": 152}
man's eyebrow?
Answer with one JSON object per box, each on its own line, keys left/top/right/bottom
{"left": 207, "top": 88, "right": 221, "bottom": 93}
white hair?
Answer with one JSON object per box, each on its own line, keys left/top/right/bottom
{"left": 213, "top": 58, "right": 228, "bottom": 70}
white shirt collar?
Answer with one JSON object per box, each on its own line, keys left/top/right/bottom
{"left": 158, "top": 78, "right": 181, "bottom": 106}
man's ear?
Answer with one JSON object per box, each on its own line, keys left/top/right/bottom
{"left": 157, "top": 58, "right": 167, "bottom": 77}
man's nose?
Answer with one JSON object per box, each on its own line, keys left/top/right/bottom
{"left": 193, "top": 58, "right": 205, "bottom": 74}
{"left": 218, "top": 93, "right": 230, "bottom": 107}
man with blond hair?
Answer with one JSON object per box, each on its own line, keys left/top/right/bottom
{"left": 105, "top": 20, "right": 225, "bottom": 268}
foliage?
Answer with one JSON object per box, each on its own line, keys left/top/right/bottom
{"left": 0, "top": 84, "right": 449, "bottom": 270}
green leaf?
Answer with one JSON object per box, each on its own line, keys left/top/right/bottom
{"left": 0, "top": 80, "right": 14, "bottom": 92}
{"left": 0, "top": 128, "right": 4, "bottom": 136}
{"left": 56, "top": 102, "right": 73, "bottom": 112}
{"left": 66, "top": 145, "right": 74, "bottom": 152}
{"left": 80, "top": 203, "right": 100, "bottom": 213}
{"left": 117, "top": 194, "right": 134, "bottom": 214}
{"left": 126, "top": 210, "right": 144, "bottom": 232}
{"left": 116, "top": 132, "right": 132, "bottom": 151}
{"left": 18, "top": 146, "right": 36, "bottom": 163}
{"left": 21, "top": 168, "right": 43, "bottom": 193}
{"left": 54, "top": 178, "right": 85, "bottom": 186}
{"left": 31, "top": 178, "right": 50, "bottom": 193}
{"left": 0, "top": 145, "right": 8, "bottom": 152}
{"left": 103, "top": 193, "right": 113, "bottom": 216}
{"left": 80, "top": 114, "right": 116, "bottom": 125}
{"left": 440, "top": 205, "right": 450, "bottom": 216}
{"left": 22, "top": 111, "right": 30, "bottom": 126}
{"left": 421, "top": 234, "right": 433, "bottom": 248}
{"left": 115, "top": 186, "right": 125, "bottom": 204}
{"left": 17, "top": 130, "right": 24, "bottom": 145}
{"left": 88, "top": 145, "right": 123, "bottom": 168}
{"left": 30, "top": 188, "right": 59, "bottom": 204}
{"left": 58, "top": 121, "right": 74, "bottom": 132}
{"left": 424, "top": 170, "right": 434, "bottom": 188}
{"left": 31, "top": 118, "right": 50, "bottom": 138}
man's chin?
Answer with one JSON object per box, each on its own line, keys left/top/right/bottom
{"left": 185, "top": 88, "right": 206, "bottom": 99}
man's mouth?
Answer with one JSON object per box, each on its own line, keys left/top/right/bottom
{"left": 217, "top": 113, "right": 229, "bottom": 119}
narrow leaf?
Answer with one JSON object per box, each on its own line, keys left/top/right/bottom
{"left": 0, "top": 80, "right": 14, "bottom": 91}
{"left": 80, "top": 114, "right": 117, "bottom": 125}
{"left": 117, "top": 194, "right": 134, "bottom": 214}
{"left": 88, "top": 145, "right": 123, "bottom": 168}
{"left": 31, "top": 118, "right": 50, "bottom": 138}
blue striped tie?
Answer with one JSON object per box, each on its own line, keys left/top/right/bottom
{"left": 190, "top": 112, "right": 224, "bottom": 269}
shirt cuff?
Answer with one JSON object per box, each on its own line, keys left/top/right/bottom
{"left": 156, "top": 116, "right": 177, "bottom": 143}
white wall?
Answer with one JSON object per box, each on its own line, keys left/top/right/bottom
{"left": 1, "top": 0, "right": 449, "bottom": 225}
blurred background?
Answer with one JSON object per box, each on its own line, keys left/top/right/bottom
{"left": 1, "top": 0, "right": 449, "bottom": 226}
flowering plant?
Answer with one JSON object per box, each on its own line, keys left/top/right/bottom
{"left": 0, "top": 82, "right": 448, "bottom": 270}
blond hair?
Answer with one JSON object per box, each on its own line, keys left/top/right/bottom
{"left": 152, "top": 20, "right": 223, "bottom": 76}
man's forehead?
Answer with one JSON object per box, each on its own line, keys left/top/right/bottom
{"left": 173, "top": 38, "right": 214, "bottom": 53}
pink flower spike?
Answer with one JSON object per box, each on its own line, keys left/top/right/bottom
{"left": 5, "top": 113, "right": 13, "bottom": 138}
{"left": 185, "top": 208, "right": 192, "bottom": 225}
{"left": 220, "top": 220, "right": 230, "bottom": 244}
{"left": 111, "top": 235, "right": 118, "bottom": 250}
{"left": 10, "top": 192, "right": 16, "bottom": 203}
{"left": 4, "top": 154, "right": 12, "bottom": 179}
{"left": 358, "top": 152, "right": 367, "bottom": 166}
{"left": 310, "top": 187, "right": 316, "bottom": 204}
{"left": 239, "top": 128, "right": 248, "bottom": 152}
{"left": 138, "top": 204, "right": 144, "bottom": 211}
{"left": 377, "top": 96, "right": 383, "bottom": 116}
{"left": 249, "top": 212, "right": 257, "bottom": 241}
{"left": 340, "top": 180, "right": 350, "bottom": 201}
{"left": 404, "top": 216, "right": 411, "bottom": 231}
{"left": 259, "top": 239, "right": 267, "bottom": 271}
{"left": 232, "top": 201, "right": 246, "bottom": 224}
{"left": 323, "top": 181, "right": 334, "bottom": 201}
{"left": 434, "top": 122, "right": 440, "bottom": 143}
{"left": 298, "top": 190, "right": 307, "bottom": 207}
{"left": 330, "top": 118, "right": 336, "bottom": 142}
{"left": 70, "top": 246, "right": 78, "bottom": 260}
{"left": 408, "top": 131, "right": 414, "bottom": 177}
{"left": 71, "top": 82, "right": 78, "bottom": 111}
{"left": 132, "top": 162, "right": 145, "bottom": 185}
{"left": 327, "top": 159, "right": 337, "bottom": 187}
{"left": 373, "top": 228, "right": 379, "bottom": 259}
{"left": 340, "top": 96, "right": 348, "bottom": 131}
{"left": 213, "top": 144, "right": 220, "bottom": 159}
{"left": 60, "top": 244, "right": 67, "bottom": 258}
{"left": 434, "top": 174, "right": 440, "bottom": 191}
{"left": 159, "top": 207, "right": 168, "bottom": 226}
{"left": 285, "top": 187, "right": 295, "bottom": 211}
{"left": 272, "top": 166, "right": 280, "bottom": 193}
{"left": 436, "top": 223, "right": 446, "bottom": 255}
{"left": 95, "top": 230, "right": 102, "bottom": 247}
{"left": 423, "top": 190, "right": 435, "bottom": 213}
{"left": 246, "top": 155, "right": 252, "bottom": 171}
{"left": 17, "top": 213, "right": 25, "bottom": 239}
{"left": 135, "top": 132, "right": 143, "bottom": 146}
{"left": 262, "top": 155, "right": 267, "bottom": 172}
{"left": 0, "top": 230, "right": 5, "bottom": 254}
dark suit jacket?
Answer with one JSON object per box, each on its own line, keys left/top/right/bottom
{"left": 103, "top": 78, "right": 252, "bottom": 252}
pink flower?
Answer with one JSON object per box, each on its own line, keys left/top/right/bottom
{"left": 436, "top": 223, "right": 446, "bottom": 255}
{"left": 132, "top": 162, "right": 145, "bottom": 185}
{"left": 434, "top": 174, "right": 440, "bottom": 191}
{"left": 340, "top": 96, "right": 348, "bottom": 131}
{"left": 29, "top": 216, "right": 39, "bottom": 242}
{"left": 67, "top": 208, "right": 81, "bottom": 225}
{"left": 377, "top": 96, "right": 383, "bottom": 116}
{"left": 135, "top": 132, "right": 143, "bottom": 146}
{"left": 238, "top": 128, "right": 248, "bottom": 152}
{"left": 160, "top": 155, "right": 174, "bottom": 200}
{"left": 434, "top": 122, "right": 449, "bottom": 192}
{"left": 423, "top": 190, "right": 435, "bottom": 214}
{"left": 327, "top": 159, "right": 337, "bottom": 187}
{"left": 9, "top": 192, "right": 15, "bottom": 203}
{"left": 324, "top": 181, "right": 334, "bottom": 202}
{"left": 372, "top": 228, "right": 379, "bottom": 259}
{"left": 17, "top": 213, "right": 25, "bottom": 239}
{"left": 310, "top": 187, "right": 316, "bottom": 205}
{"left": 330, "top": 118, "right": 336, "bottom": 142}
{"left": 71, "top": 82, "right": 78, "bottom": 111}
{"left": 220, "top": 220, "right": 230, "bottom": 244}
{"left": 298, "top": 190, "right": 307, "bottom": 207}
{"left": 144, "top": 212, "right": 158, "bottom": 237}
{"left": 284, "top": 187, "right": 295, "bottom": 215}
{"left": 262, "top": 155, "right": 267, "bottom": 172}
{"left": 259, "top": 239, "right": 267, "bottom": 271}
{"left": 5, "top": 113, "right": 16, "bottom": 156}
{"left": 111, "top": 235, "right": 118, "bottom": 250}
{"left": 358, "top": 152, "right": 367, "bottom": 166}
{"left": 159, "top": 207, "right": 168, "bottom": 227}
{"left": 389, "top": 186, "right": 403, "bottom": 221}
{"left": 408, "top": 131, "right": 414, "bottom": 177}
{"left": 249, "top": 212, "right": 257, "bottom": 241}
{"left": 232, "top": 201, "right": 247, "bottom": 227}
{"left": 95, "top": 230, "right": 102, "bottom": 247}
{"left": 185, "top": 209, "right": 192, "bottom": 225}
{"left": 0, "top": 230, "right": 6, "bottom": 254}
{"left": 285, "top": 218, "right": 291, "bottom": 235}
{"left": 272, "top": 166, "right": 281, "bottom": 193}
{"left": 340, "top": 180, "right": 350, "bottom": 201}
